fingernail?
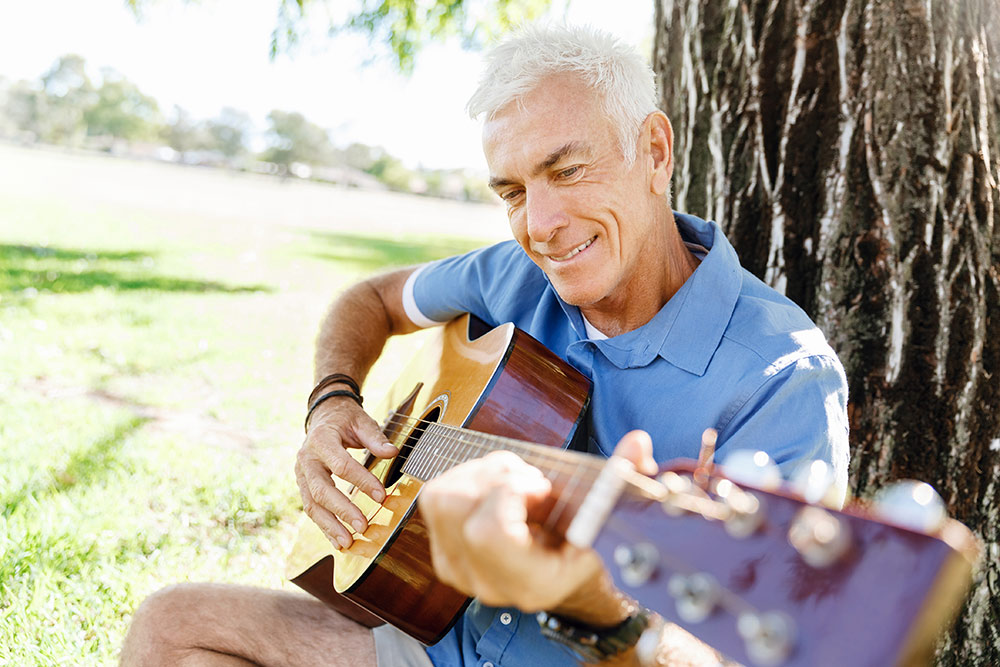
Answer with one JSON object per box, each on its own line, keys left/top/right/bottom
{"left": 337, "top": 535, "right": 352, "bottom": 549}
{"left": 352, "top": 519, "right": 366, "bottom": 533}
{"left": 372, "top": 488, "right": 386, "bottom": 503}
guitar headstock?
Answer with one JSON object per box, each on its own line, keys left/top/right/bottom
{"left": 591, "top": 459, "right": 979, "bottom": 667}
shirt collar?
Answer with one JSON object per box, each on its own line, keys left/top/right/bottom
{"left": 551, "top": 213, "right": 743, "bottom": 375}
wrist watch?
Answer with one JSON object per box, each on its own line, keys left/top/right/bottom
{"left": 536, "top": 608, "right": 651, "bottom": 663}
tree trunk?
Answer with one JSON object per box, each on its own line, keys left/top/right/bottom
{"left": 652, "top": 0, "right": 1000, "bottom": 663}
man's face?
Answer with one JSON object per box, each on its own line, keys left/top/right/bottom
{"left": 483, "top": 75, "right": 661, "bottom": 314}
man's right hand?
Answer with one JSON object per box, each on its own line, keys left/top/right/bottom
{"left": 295, "top": 395, "right": 400, "bottom": 549}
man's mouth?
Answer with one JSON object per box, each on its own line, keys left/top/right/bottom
{"left": 551, "top": 236, "right": 596, "bottom": 262}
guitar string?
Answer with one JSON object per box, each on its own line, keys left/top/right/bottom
{"left": 408, "top": 418, "right": 602, "bottom": 489}
{"left": 380, "top": 414, "right": 664, "bottom": 514}
{"left": 381, "top": 413, "right": 607, "bottom": 473}
{"left": 381, "top": 415, "right": 608, "bottom": 488}
{"left": 379, "top": 412, "right": 609, "bottom": 529}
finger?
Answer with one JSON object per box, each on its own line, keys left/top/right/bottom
{"left": 300, "top": 457, "right": 374, "bottom": 536}
{"left": 425, "top": 523, "right": 473, "bottom": 595}
{"left": 350, "top": 413, "right": 398, "bottom": 458}
{"left": 309, "top": 401, "right": 397, "bottom": 459}
{"left": 310, "top": 431, "right": 388, "bottom": 504}
{"left": 295, "top": 465, "right": 354, "bottom": 549}
{"left": 464, "top": 483, "right": 532, "bottom": 551}
{"left": 612, "top": 429, "right": 658, "bottom": 476}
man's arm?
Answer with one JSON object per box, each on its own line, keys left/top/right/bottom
{"left": 296, "top": 267, "right": 422, "bottom": 549}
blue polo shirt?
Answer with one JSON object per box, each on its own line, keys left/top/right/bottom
{"left": 404, "top": 213, "right": 849, "bottom": 667}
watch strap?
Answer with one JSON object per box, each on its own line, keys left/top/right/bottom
{"left": 536, "top": 608, "right": 651, "bottom": 663}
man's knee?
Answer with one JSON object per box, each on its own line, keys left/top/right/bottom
{"left": 121, "top": 583, "right": 214, "bottom": 663}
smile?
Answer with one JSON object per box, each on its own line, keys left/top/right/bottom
{"left": 551, "top": 236, "right": 596, "bottom": 262}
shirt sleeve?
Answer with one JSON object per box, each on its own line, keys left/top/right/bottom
{"left": 715, "top": 353, "right": 851, "bottom": 507}
{"left": 402, "top": 240, "right": 545, "bottom": 329}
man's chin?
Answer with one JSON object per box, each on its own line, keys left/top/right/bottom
{"left": 550, "top": 285, "right": 606, "bottom": 310}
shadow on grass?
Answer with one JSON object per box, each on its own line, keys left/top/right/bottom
{"left": 1, "top": 416, "right": 148, "bottom": 519}
{"left": 301, "top": 230, "right": 492, "bottom": 271}
{"left": 0, "top": 244, "right": 270, "bottom": 295}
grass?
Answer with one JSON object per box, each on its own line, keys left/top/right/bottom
{"left": 0, "top": 142, "right": 507, "bottom": 665}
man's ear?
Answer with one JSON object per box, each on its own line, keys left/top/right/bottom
{"left": 645, "top": 111, "right": 673, "bottom": 196}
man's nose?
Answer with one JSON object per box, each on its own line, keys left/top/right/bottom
{"left": 524, "top": 186, "right": 568, "bottom": 243}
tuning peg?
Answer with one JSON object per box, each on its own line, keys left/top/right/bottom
{"left": 720, "top": 449, "right": 782, "bottom": 490}
{"left": 668, "top": 572, "right": 720, "bottom": 624}
{"left": 873, "top": 481, "right": 948, "bottom": 533}
{"left": 613, "top": 542, "right": 659, "bottom": 588}
{"left": 714, "top": 478, "right": 764, "bottom": 538}
{"left": 788, "top": 459, "right": 839, "bottom": 506}
{"left": 737, "top": 610, "right": 796, "bottom": 666}
{"left": 788, "top": 506, "right": 852, "bottom": 568}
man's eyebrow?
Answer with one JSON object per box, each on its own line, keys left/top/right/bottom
{"left": 534, "top": 142, "right": 589, "bottom": 176}
{"left": 489, "top": 142, "right": 591, "bottom": 190}
{"left": 488, "top": 176, "right": 518, "bottom": 190}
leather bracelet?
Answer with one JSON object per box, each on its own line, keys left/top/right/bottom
{"left": 536, "top": 608, "right": 650, "bottom": 663}
{"left": 308, "top": 373, "right": 362, "bottom": 407}
{"left": 304, "top": 389, "right": 364, "bottom": 432}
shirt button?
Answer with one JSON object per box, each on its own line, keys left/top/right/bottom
{"left": 483, "top": 663, "right": 495, "bottom": 667}
{"left": 499, "top": 612, "right": 513, "bottom": 625}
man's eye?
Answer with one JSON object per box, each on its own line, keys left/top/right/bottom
{"left": 501, "top": 189, "right": 524, "bottom": 202}
{"left": 558, "top": 166, "right": 580, "bottom": 179}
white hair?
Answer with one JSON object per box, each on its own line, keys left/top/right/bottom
{"left": 467, "top": 23, "right": 658, "bottom": 164}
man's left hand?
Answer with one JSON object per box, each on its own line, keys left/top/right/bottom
{"left": 418, "top": 430, "right": 658, "bottom": 615}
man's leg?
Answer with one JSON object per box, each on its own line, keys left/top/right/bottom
{"left": 120, "top": 583, "right": 377, "bottom": 667}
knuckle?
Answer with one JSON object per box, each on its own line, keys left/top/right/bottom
{"left": 326, "top": 455, "right": 351, "bottom": 479}
{"left": 462, "top": 515, "right": 493, "bottom": 548}
{"left": 307, "top": 475, "right": 331, "bottom": 504}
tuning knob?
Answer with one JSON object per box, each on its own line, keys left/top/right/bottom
{"left": 720, "top": 450, "right": 782, "bottom": 490}
{"left": 668, "top": 572, "right": 720, "bottom": 624}
{"left": 613, "top": 542, "right": 659, "bottom": 588}
{"left": 788, "top": 459, "right": 838, "bottom": 506}
{"left": 873, "top": 481, "right": 948, "bottom": 533}
{"left": 787, "top": 506, "right": 852, "bottom": 568}
{"left": 737, "top": 611, "right": 796, "bottom": 666}
{"left": 714, "top": 478, "right": 765, "bottom": 538}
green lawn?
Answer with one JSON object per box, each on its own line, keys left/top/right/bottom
{"left": 0, "top": 143, "right": 507, "bottom": 665}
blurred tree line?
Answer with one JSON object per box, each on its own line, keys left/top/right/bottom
{"left": 0, "top": 54, "right": 493, "bottom": 202}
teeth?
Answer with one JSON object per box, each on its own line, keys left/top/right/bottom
{"left": 553, "top": 237, "right": 595, "bottom": 261}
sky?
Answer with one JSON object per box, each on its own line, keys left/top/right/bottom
{"left": 0, "top": 0, "right": 654, "bottom": 171}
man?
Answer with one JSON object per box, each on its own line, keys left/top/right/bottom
{"left": 121, "top": 24, "right": 848, "bottom": 667}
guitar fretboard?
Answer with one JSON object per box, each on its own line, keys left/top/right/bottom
{"left": 396, "top": 419, "right": 610, "bottom": 536}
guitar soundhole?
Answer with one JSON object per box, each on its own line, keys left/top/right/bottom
{"left": 383, "top": 406, "right": 441, "bottom": 488}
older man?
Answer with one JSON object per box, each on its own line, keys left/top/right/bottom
{"left": 122, "top": 24, "right": 848, "bottom": 667}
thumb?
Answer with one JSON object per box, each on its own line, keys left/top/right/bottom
{"left": 611, "top": 430, "right": 658, "bottom": 476}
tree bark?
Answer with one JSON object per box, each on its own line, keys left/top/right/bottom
{"left": 652, "top": 0, "right": 1000, "bottom": 663}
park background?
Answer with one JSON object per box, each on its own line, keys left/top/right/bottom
{"left": 1, "top": 0, "right": 999, "bottom": 665}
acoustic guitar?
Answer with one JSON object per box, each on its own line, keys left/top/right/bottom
{"left": 287, "top": 314, "right": 978, "bottom": 665}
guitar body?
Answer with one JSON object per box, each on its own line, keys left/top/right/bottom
{"left": 287, "top": 314, "right": 591, "bottom": 644}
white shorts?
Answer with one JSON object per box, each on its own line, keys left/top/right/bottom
{"left": 372, "top": 624, "right": 435, "bottom": 667}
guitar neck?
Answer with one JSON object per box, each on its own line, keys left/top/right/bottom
{"left": 396, "top": 419, "right": 618, "bottom": 538}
